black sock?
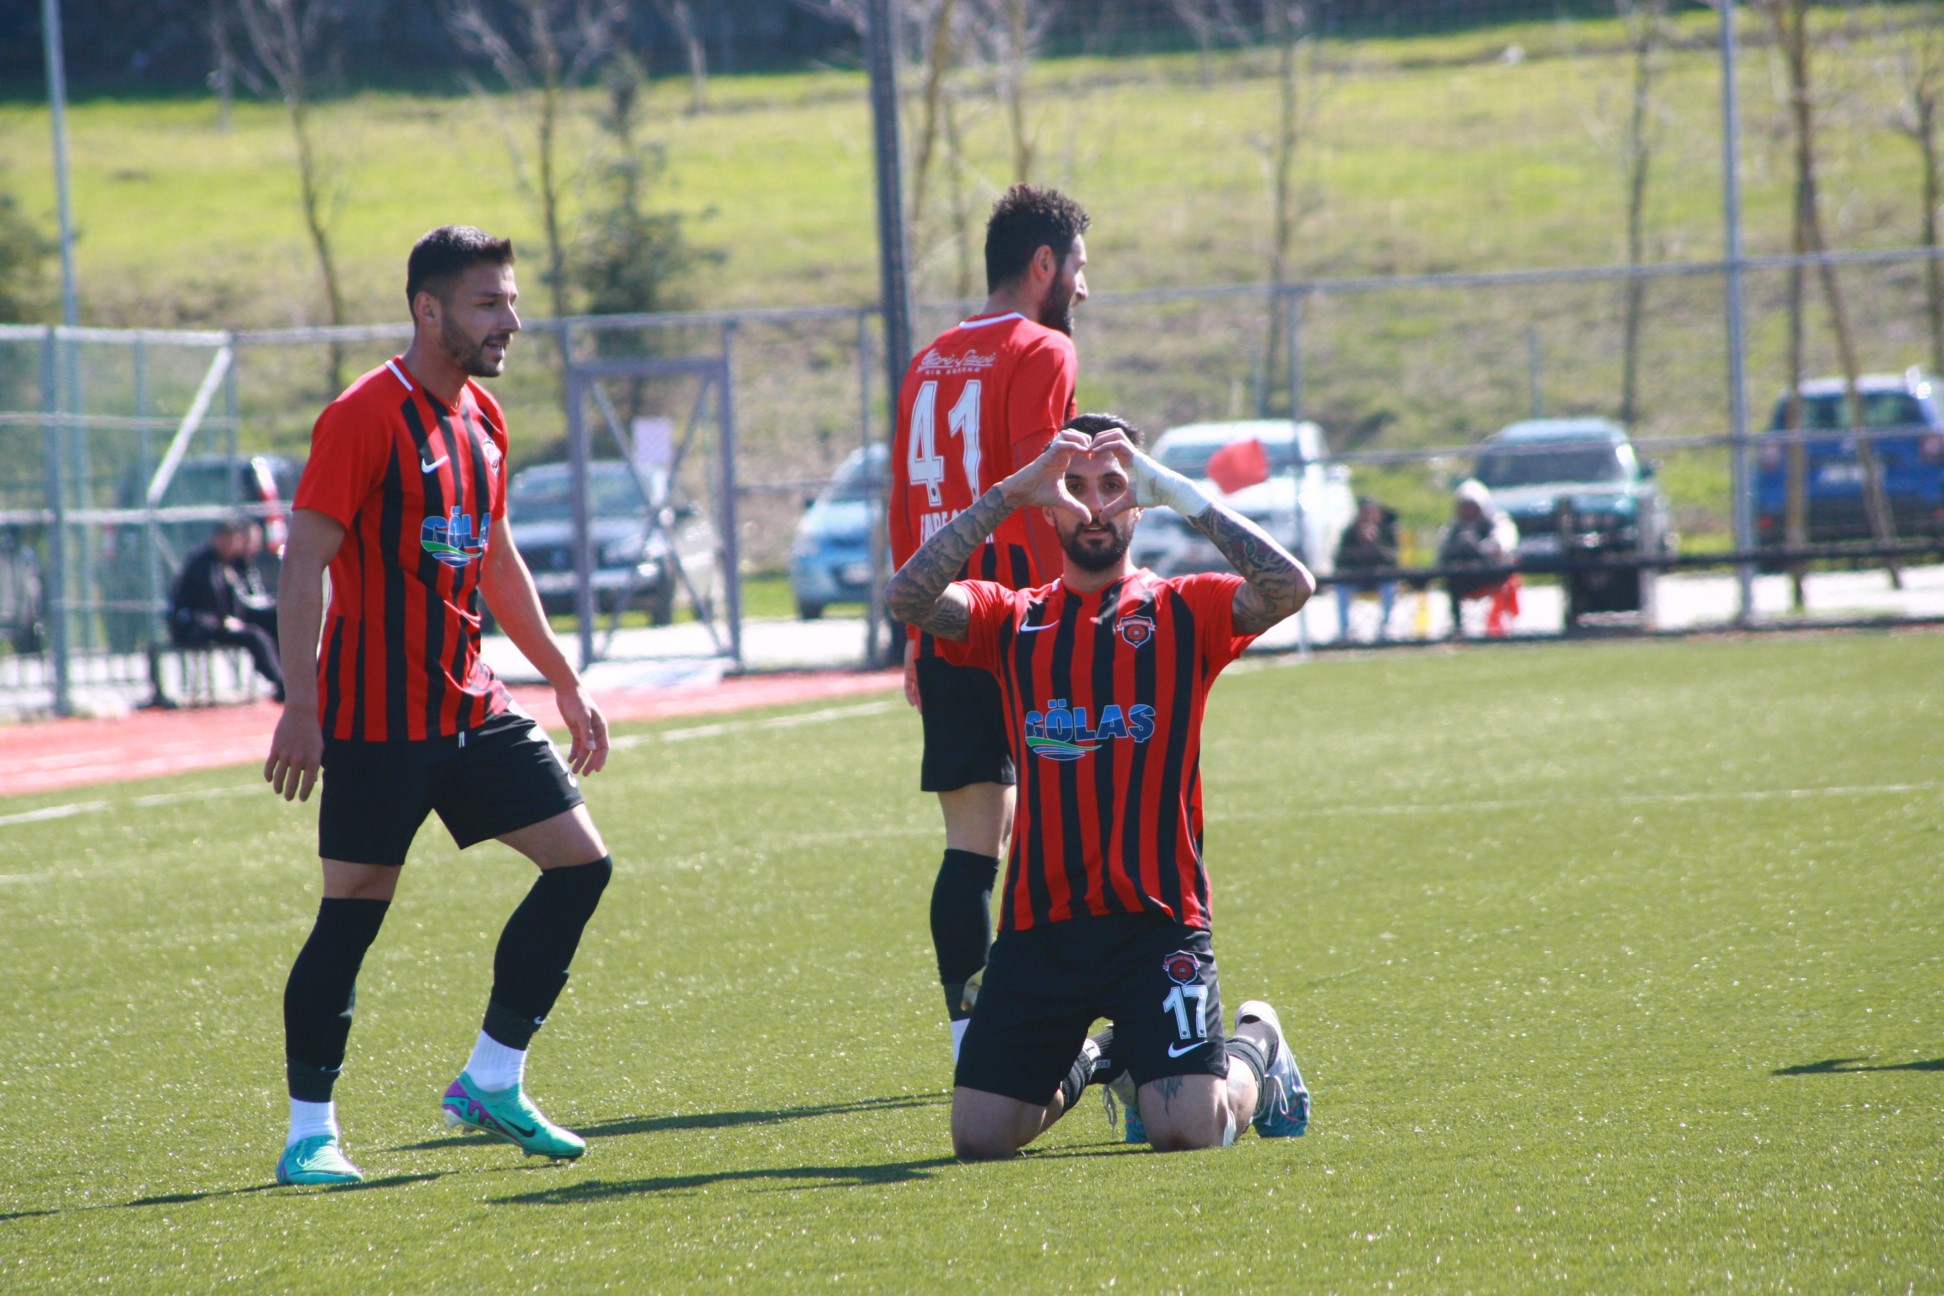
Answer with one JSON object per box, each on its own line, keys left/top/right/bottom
{"left": 1087, "top": 1025, "right": 1125, "bottom": 1088}
{"left": 1057, "top": 1037, "right": 1104, "bottom": 1112}
{"left": 283, "top": 897, "right": 390, "bottom": 1101}
{"left": 485, "top": 856, "right": 612, "bottom": 1049}
{"left": 932, "top": 849, "right": 999, "bottom": 1021}
{"left": 1227, "top": 1018, "right": 1278, "bottom": 1121}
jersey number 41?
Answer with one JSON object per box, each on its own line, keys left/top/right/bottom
{"left": 908, "top": 379, "right": 984, "bottom": 508}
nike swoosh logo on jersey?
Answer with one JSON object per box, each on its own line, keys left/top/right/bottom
{"left": 422, "top": 455, "right": 449, "bottom": 473}
{"left": 1017, "top": 621, "right": 1055, "bottom": 633}
{"left": 1167, "top": 1039, "right": 1209, "bottom": 1058}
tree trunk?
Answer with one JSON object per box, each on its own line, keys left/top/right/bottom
{"left": 1005, "top": 0, "right": 1034, "bottom": 181}
{"left": 1916, "top": 90, "right": 1944, "bottom": 375}
{"left": 1263, "top": 2, "right": 1304, "bottom": 417}
{"left": 910, "top": 0, "right": 958, "bottom": 229}
{"left": 1618, "top": 0, "right": 1664, "bottom": 429}
{"left": 1766, "top": 0, "right": 1902, "bottom": 588}
{"left": 287, "top": 70, "right": 345, "bottom": 393}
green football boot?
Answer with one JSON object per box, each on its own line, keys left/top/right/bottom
{"left": 441, "top": 1071, "right": 586, "bottom": 1160}
{"left": 274, "top": 1134, "right": 364, "bottom": 1186}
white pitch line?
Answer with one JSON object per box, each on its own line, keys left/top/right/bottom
{"left": 1, "top": 701, "right": 901, "bottom": 830}
{"left": 1235, "top": 781, "right": 1940, "bottom": 820}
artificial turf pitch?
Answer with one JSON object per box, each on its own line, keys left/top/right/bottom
{"left": 1, "top": 632, "right": 1937, "bottom": 1293}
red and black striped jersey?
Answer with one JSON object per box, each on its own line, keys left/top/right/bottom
{"left": 294, "top": 357, "right": 512, "bottom": 742}
{"left": 940, "top": 569, "right": 1258, "bottom": 932}
{"left": 889, "top": 313, "right": 1077, "bottom": 657}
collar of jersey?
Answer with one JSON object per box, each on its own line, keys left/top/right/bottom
{"left": 956, "top": 311, "right": 1026, "bottom": 330}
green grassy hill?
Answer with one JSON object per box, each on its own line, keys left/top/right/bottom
{"left": 1, "top": 7, "right": 1939, "bottom": 550}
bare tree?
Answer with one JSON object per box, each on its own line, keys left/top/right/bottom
{"left": 799, "top": 0, "right": 983, "bottom": 297}
{"left": 234, "top": 0, "right": 349, "bottom": 392}
{"left": 1615, "top": 0, "right": 1671, "bottom": 428}
{"left": 1260, "top": 2, "right": 1325, "bottom": 419}
{"left": 970, "top": 0, "right": 1057, "bottom": 183}
{"left": 1164, "top": 0, "right": 1246, "bottom": 86}
{"left": 1755, "top": 0, "right": 1901, "bottom": 594}
{"left": 652, "top": 0, "right": 710, "bottom": 116}
{"left": 447, "top": 0, "right": 629, "bottom": 345}
{"left": 1883, "top": 11, "right": 1944, "bottom": 376}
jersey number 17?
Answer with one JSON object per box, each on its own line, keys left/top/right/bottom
{"left": 908, "top": 379, "right": 983, "bottom": 508}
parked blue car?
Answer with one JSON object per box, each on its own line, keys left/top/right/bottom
{"left": 789, "top": 443, "right": 887, "bottom": 620}
{"left": 1756, "top": 371, "right": 1944, "bottom": 551}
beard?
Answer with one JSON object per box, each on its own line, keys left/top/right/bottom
{"left": 441, "top": 313, "right": 509, "bottom": 378}
{"left": 1038, "top": 274, "right": 1076, "bottom": 337}
{"left": 1061, "top": 520, "right": 1131, "bottom": 573}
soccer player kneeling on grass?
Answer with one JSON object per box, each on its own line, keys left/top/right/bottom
{"left": 886, "top": 413, "right": 1317, "bottom": 1156}
{"left": 263, "top": 226, "right": 616, "bottom": 1186}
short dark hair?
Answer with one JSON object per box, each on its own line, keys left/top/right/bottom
{"left": 984, "top": 184, "right": 1090, "bottom": 293}
{"left": 1064, "top": 411, "right": 1144, "bottom": 449}
{"left": 405, "top": 225, "right": 515, "bottom": 308}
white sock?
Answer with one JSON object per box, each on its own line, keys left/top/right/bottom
{"left": 465, "top": 1031, "right": 527, "bottom": 1092}
{"left": 287, "top": 1098, "right": 338, "bottom": 1148}
{"left": 949, "top": 1017, "right": 970, "bottom": 1063}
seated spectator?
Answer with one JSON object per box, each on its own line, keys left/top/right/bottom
{"left": 168, "top": 515, "right": 284, "bottom": 700}
{"left": 1438, "top": 480, "right": 1521, "bottom": 637}
{"left": 1334, "top": 496, "right": 1400, "bottom": 642}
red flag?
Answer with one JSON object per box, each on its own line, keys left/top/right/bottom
{"left": 1205, "top": 437, "right": 1270, "bottom": 494}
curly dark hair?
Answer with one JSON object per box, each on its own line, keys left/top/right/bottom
{"left": 405, "top": 225, "right": 515, "bottom": 308}
{"left": 984, "top": 184, "right": 1090, "bottom": 293}
{"left": 1064, "top": 411, "right": 1144, "bottom": 449}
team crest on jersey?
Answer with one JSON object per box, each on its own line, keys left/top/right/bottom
{"left": 422, "top": 505, "right": 488, "bottom": 567}
{"left": 1117, "top": 615, "right": 1156, "bottom": 649}
{"left": 1024, "top": 698, "right": 1157, "bottom": 762}
{"left": 1162, "top": 950, "right": 1202, "bottom": 985}
{"left": 479, "top": 438, "right": 502, "bottom": 474}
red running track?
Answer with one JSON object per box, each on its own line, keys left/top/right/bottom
{"left": 1, "top": 671, "right": 901, "bottom": 798}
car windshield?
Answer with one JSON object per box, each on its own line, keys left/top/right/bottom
{"left": 1157, "top": 437, "right": 1301, "bottom": 478}
{"left": 509, "top": 467, "right": 651, "bottom": 523}
{"left": 1770, "top": 392, "right": 1926, "bottom": 431}
{"left": 1473, "top": 444, "right": 1626, "bottom": 488}
{"left": 824, "top": 451, "right": 886, "bottom": 503}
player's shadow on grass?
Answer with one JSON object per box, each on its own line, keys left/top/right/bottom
{"left": 388, "top": 1091, "right": 947, "bottom": 1154}
{"left": 1773, "top": 1057, "right": 1944, "bottom": 1076}
{"left": 494, "top": 1157, "right": 960, "bottom": 1205}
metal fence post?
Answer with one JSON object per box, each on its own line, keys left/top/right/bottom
{"left": 39, "top": 326, "right": 69, "bottom": 716}
{"left": 719, "top": 320, "right": 742, "bottom": 671}
{"left": 1285, "top": 287, "right": 1304, "bottom": 423}
{"left": 566, "top": 356, "right": 596, "bottom": 673}
{"left": 1718, "top": 1, "right": 1755, "bottom": 624}
{"left": 858, "top": 307, "right": 886, "bottom": 669}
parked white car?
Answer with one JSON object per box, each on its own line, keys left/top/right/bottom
{"left": 1128, "top": 420, "right": 1358, "bottom": 577}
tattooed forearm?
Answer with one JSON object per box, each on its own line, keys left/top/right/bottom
{"left": 885, "top": 484, "right": 1016, "bottom": 635}
{"left": 1184, "top": 504, "right": 1316, "bottom": 635}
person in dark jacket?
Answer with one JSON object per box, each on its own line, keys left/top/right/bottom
{"left": 1333, "top": 496, "right": 1399, "bottom": 641}
{"left": 169, "top": 515, "right": 284, "bottom": 700}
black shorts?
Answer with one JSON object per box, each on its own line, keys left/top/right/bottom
{"left": 318, "top": 710, "right": 584, "bottom": 866}
{"left": 916, "top": 656, "right": 1016, "bottom": 792}
{"left": 955, "top": 913, "right": 1227, "bottom": 1106}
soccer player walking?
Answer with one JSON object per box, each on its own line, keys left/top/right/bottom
{"left": 886, "top": 413, "right": 1315, "bottom": 1156}
{"left": 263, "top": 226, "right": 615, "bottom": 1185}
{"left": 888, "top": 184, "right": 1090, "bottom": 1059}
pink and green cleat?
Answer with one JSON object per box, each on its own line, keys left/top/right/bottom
{"left": 441, "top": 1071, "right": 586, "bottom": 1160}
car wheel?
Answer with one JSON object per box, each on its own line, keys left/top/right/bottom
{"left": 798, "top": 599, "right": 825, "bottom": 621}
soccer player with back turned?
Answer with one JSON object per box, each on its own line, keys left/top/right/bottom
{"left": 887, "top": 413, "right": 1315, "bottom": 1156}
{"left": 889, "top": 184, "right": 1090, "bottom": 1060}
{"left": 263, "top": 226, "right": 616, "bottom": 1186}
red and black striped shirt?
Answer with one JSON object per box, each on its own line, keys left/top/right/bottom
{"left": 940, "top": 569, "right": 1258, "bottom": 932}
{"left": 294, "top": 358, "right": 512, "bottom": 742}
